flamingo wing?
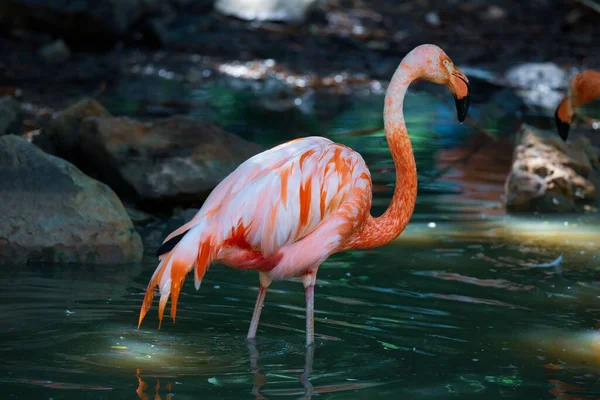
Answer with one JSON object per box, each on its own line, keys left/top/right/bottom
{"left": 165, "top": 136, "right": 371, "bottom": 257}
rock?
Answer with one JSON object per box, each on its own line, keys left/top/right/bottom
{"left": 77, "top": 116, "right": 264, "bottom": 207}
{"left": 480, "top": 5, "right": 506, "bottom": 21}
{"left": 505, "top": 63, "right": 571, "bottom": 110}
{"left": 0, "top": 96, "right": 21, "bottom": 135}
{"left": 38, "top": 39, "right": 71, "bottom": 64}
{"left": 0, "top": 0, "right": 150, "bottom": 48}
{"left": 215, "top": 0, "right": 320, "bottom": 22}
{"left": 49, "top": 97, "right": 111, "bottom": 157}
{"left": 424, "top": 11, "right": 441, "bottom": 27}
{"left": 504, "top": 124, "right": 598, "bottom": 213}
{"left": 126, "top": 206, "right": 159, "bottom": 226}
{"left": 170, "top": 0, "right": 214, "bottom": 12}
{"left": 164, "top": 208, "right": 199, "bottom": 239}
{"left": 0, "top": 135, "right": 143, "bottom": 264}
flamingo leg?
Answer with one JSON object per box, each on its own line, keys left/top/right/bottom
{"left": 303, "top": 270, "right": 317, "bottom": 347}
{"left": 247, "top": 272, "right": 272, "bottom": 340}
{"left": 299, "top": 343, "right": 315, "bottom": 399}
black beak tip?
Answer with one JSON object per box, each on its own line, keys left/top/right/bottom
{"left": 554, "top": 108, "right": 570, "bottom": 141}
{"left": 455, "top": 94, "right": 470, "bottom": 123}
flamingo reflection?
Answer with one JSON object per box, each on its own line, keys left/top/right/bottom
{"left": 248, "top": 340, "right": 315, "bottom": 400}
{"left": 134, "top": 344, "right": 314, "bottom": 400}
{"left": 136, "top": 369, "right": 172, "bottom": 400}
{"left": 136, "top": 343, "right": 377, "bottom": 398}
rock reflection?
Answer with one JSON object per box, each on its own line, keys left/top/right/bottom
{"left": 521, "top": 329, "right": 600, "bottom": 368}
{"left": 548, "top": 379, "right": 584, "bottom": 400}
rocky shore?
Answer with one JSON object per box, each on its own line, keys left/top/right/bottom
{"left": 1, "top": 0, "right": 599, "bottom": 264}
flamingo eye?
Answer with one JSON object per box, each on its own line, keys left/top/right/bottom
{"left": 443, "top": 60, "right": 452, "bottom": 67}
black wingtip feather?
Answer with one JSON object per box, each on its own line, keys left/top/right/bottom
{"left": 156, "top": 230, "right": 189, "bottom": 257}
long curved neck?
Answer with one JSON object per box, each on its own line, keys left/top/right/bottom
{"left": 350, "top": 59, "right": 419, "bottom": 249}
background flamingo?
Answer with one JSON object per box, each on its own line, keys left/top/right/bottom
{"left": 137, "top": 44, "right": 471, "bottom": 346}
{"left": 555, "top": 69, "right": 600, "bottom": 140}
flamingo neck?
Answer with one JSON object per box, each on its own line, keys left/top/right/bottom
{"left": 350, "top": 58, "right": 419, "bottom": 249}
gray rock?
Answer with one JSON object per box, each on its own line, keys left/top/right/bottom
{"left": 38, "top": 39, "right": 71, "bottom": 64}
{"left": 77, "top": 115, "right": 264, "bottom": 206}
{"left": 0, "top": 135, "right": 143, "bottom": 264}
{"left": 0, "top": 96, "right": 21, "bottom": 135}
{"left": 126, "top": 206, "right": 159, "bottom": 226}
{"left": 504, "top": 124, "right": 598, "bottom": 213}
{"left": 504, "top": 62, "right": 572, "bottom": 110}
{"left": 215, "top": 0, "right": 320, "bottom": 22}
{"left": 49, "top": 97, "right": 111, "bottom": 156}
{"left": 164, "top": 208, "right": 199, "bottom": 239}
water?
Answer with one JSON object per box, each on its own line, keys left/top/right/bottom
{"left": 3, "top": 72, "right": 600, "bottom": 399}
{"left": 2, "top": 224, "right": 600, "bottom": 399}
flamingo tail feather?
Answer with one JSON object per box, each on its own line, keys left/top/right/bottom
{"left": 138, "top": 225, "right": 213, "bottom": 328}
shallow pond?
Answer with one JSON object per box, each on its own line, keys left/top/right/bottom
{"left": 3, "top": 74, "right": 600, "bottom": 399}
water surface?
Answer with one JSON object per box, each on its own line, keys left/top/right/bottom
{"left": 2, "top": 74, "right": 600, "bottom": 399}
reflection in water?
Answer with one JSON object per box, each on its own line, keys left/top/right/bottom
{"left": 414, "top": 271, "right": 535, "bottom": 291}
{"left": 298, "top": 345, "right": 315, "bottom": 400}
{"left": 519, "top": 329, "right": 600, "bottom": 368}
{"left": 548, "top": 379, "right": 583, "bottom": 400}
{"left": 136, "top": 369, "right": 173, "bottom": 400}
{"left": 248, "top": 340, "right": 268, "bottom": 400}
{"left": 134, "top": 341, "right": 318, "bottom": 399}
{"left": 2, "top": 234, "right": 600, "bottom": 398}
{"left": 435, "top": 133, "right": 512, "bottom": 213}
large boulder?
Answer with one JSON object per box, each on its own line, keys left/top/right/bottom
{"left": 77, "top": 115, "right": 264, "bottom": 207}
{"left": 0, "top": 135, "right": 143, "bottom": 264}
{"left": 504, "top": 124, "right": 599, "bottom": 213}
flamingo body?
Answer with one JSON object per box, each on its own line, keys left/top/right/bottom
{"left": 179, "top": 136, "right": 372, "bottom": 279}
{"left": 138, "top": 44, "right": 472, "bottom": 345}
{"left": 138, "top": 137, "right": 372, "bottom": 327}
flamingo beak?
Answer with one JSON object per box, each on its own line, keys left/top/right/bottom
{"left": 455, "top": 90, "right": 470, "bottom": 123}
{"left": 554, "top": 98, "right": 571, "bottom": 141}
{"left": 555, "top": 109, "right": 571, "bottom": 141}
{"left": 450, "top": 72, "right": 471, "bottom": 123}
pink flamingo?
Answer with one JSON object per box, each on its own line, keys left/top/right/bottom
{"left": 555, "top": 69, "right": 600, "bottom": 140}
{"left": 137, "top": 44, "right": 471, "bottom": 346}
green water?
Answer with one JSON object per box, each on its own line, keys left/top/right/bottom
{"left": 3, "top": 221, "right": 600, "bottom": 399}
{"left": 3, "top": 75, "right": 600, "bottom": 399}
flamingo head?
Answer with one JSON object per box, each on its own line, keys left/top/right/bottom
{"left": 445, "top": 60, "right": 471, "bottom": 123}
{"left": 554, "top": 70, "right": 600, "bottom": 141}
{"left": 415, "top": 45, "right": 471, "bottom": 123}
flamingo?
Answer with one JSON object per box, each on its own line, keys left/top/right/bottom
{"left": 555, "top": 69, "right": 600, "bottom": 140}
{"left": 137, "top": 44, "right": 471, "bottom": 346}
